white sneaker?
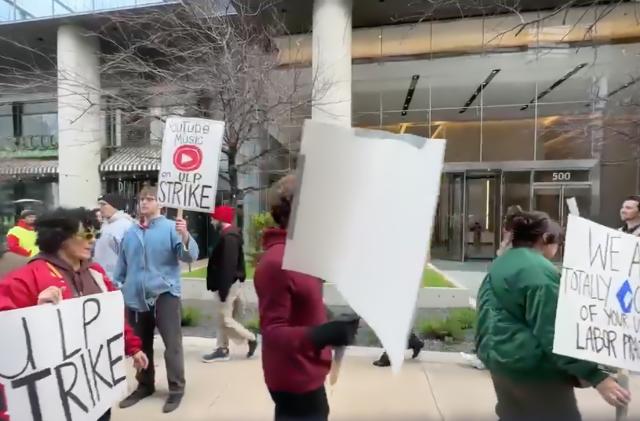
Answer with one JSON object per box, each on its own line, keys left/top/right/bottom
{"left": 461, "top": 352, "right": 485, "bottom": 370}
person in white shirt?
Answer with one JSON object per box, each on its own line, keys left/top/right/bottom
{"left": 94, "top": 193, "right": 133, "bottom": 280}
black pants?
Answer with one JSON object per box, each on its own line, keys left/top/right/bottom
{"left": 128, "top": 293, "right": 185, "bottom": 395}
{"left": 490, "top": 373, "right": 581, "bottom": 421}
{"left": 269, "top": 387, "right": 329, "bottom": 421}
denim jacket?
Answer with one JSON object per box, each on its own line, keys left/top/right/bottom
{"left": 114, "top": 216, "right": 199, "bottom": 311}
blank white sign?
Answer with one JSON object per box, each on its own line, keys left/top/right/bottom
{"left": 283, "top": 120, "right": 446, "bottom": 372}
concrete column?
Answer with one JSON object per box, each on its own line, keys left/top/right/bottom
{"left": 312, "top": 0, "right": 352, "bottom": 127}
{"left": 57, "top": 25, "right": 103, "bottom": 208}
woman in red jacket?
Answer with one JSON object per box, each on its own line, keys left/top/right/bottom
{"left": 255, "top": 175, "right": 359, "bottom": 421}
{"left": 0, "top": 207, "right": 148, "bottom": 421}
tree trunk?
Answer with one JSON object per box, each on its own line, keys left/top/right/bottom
{"left": 227, "top": 148, "right": 244, "bottom": 230}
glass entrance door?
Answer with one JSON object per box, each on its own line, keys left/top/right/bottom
{"left": 465, "top": 174, "right": 501, "bottom": 259}
{"left": 533, "top": 183, "right": 591, "bottom": 260}
{"left": 533, "top": 187, "right": 562, "bottom": 222}
{"left": 432, "top": 172, "right": 465, "bottom": 261}
{"left": 533, "top": 184, "right": 591, "bottom": 228}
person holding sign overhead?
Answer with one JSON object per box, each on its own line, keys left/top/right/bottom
{"left": 115, "top": 185, "right": 199, "bottom": 414}
{"left": 476, "top": 211, "right": 630, "bottom": 420}
{"left": 0, "top": 207, "right": 148, "bottom": 421}
{"left": 254, "top": 175, "right": 359, "bottom": 421}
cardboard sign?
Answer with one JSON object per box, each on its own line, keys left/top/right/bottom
{"left": 283, "top": 120, "right": 446, "bottom": 372}
{"left": 0, "top": 291, "right": 127, "bottom": 421}
{"left": 158, "top": 117, "right": 225, "bottom": 212}
{"left": 554, "top": 215, "right": 640, "bottom": 370}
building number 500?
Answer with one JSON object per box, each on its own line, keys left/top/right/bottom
{"left": 552, "top": 172, "right": 571, "bottom": 181}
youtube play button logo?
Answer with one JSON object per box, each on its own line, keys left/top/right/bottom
{"left": 173, "top": 145, "right": 203, "bottom": 172}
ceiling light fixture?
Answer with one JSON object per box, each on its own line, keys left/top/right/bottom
{"left": 520, "top": 63, "right": 587, "bottom": 111}
{"left": 459, "top": 69, "right": 501, "bottom": 114}
{"left": 607, "top": 77, "right": 640, "bottom": 98}
{"left": 401, "top": 74, "right": 420, "bottom": 117}
{"left": 584, "top": 76, "right": 640, "bottom": 107}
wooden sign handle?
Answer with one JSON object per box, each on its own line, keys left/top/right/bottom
{"left": 176, "top": 208, "right": 183, "bottom": 219}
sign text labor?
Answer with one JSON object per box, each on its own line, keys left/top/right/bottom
{"left": 158, "top": 117, "right": 225, "bottom": 212}
{"left": 554, "top": 215, "right": 640, "bottom": 370}
{"left": 0, "top": 291, "right": 127, "bottom": 421}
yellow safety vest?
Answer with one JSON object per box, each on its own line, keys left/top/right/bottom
{"left": 7, "top": 225, "right": 39, "bottom": 257}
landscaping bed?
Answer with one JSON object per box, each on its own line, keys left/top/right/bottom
{"left": 180, "top": 300, "right": 475, "bottom": 353}
{"left": 184, "top": 265, "right": 453, "bottom": 289}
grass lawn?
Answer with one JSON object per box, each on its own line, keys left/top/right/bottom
{"left": 184, "top": 263, "right": 452, "bottom": 288}
{"left": 183, "top": 262, "right": 255, "bottom": 279}
{"left": 422, "top": 267, "right": 455, "bottom": 288}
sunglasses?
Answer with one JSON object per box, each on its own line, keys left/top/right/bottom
{"left": 75, "top": 229, "right": 101, "bottom": 241}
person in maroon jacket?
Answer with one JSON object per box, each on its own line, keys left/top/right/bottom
{"left": 0, "top": 207, "right": 148, "bottom": 421}
{"left": 255, "top": 175, "right": 359, "bottom": 421}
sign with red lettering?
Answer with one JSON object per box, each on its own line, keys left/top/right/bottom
{"left": 0, "top": 291, "right": 127, "bottom": 421}
{"left": 158, "top": 116, "right": 225, "bottom": 213}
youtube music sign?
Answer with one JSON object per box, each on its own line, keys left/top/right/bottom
{"left": 173, "top": 145, "right": 203, "bottom": 172}
{"left": 158, "top": 117, "right": 225, "bottom": 212}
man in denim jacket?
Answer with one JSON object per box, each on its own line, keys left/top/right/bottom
{"left": 115, "top": 185, "right": 199, "bottom": 414}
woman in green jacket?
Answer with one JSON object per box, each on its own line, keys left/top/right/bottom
{"left": 476, "top": 211, "right": 630, "bottom": 420}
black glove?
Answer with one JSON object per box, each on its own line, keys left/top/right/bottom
{"left": 309, "top": 316, "right": 360, "bottom": 350}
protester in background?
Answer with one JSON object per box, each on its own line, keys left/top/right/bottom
{"left": 203, "top": 205, "right": 257, "bottom": 362}
{"left": 372, "top": 332, "right": 424, "bottom": 367}
{"left": 93, "top": 208, "right": 103, "bottom": 225}
{"left": 6, "top": 209, "right": 39, "bottom": 257}
{"left": 496, "top": 205, "right": 524, "bottom": 257}
{"left": 620, "top": 195, "right": 640, "bottom": 236}
{"left": 0, "top": 207, "right": 148, "bottom": 421}
{"left": 0, "top": 244, "right": 29, "bottom": 278}
{"left": 461, "top": 204, "right": 525, "bottom": 370}
{"left": 94, "top": 193, "right": 134, "bottom": 280}
{"left": 255, "top": 175, "right": 359, "bottom": 421}
{"left": 476, "top": 211, "right": 630, "bottom": 420}
{"left": 115, "top": 185, "right": 198, "bottom": 414}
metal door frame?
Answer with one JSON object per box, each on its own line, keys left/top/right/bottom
{"left": 446, "top": 172, "right": 466, "bottom": 262}
{"left": 532, "top": 182, "right": 591, "bottom": 227}
{"left": 464, "top": 171, "right": 502, "bottom": 260}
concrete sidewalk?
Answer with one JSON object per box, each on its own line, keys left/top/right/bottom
{"left": 113, "top": 337, "right": 640, "bottom": 421}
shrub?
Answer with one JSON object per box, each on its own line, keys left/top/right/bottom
{"left": 418, "top": 317, "right": 465, "bottom": 342}
{"left": 181, "top": 307, "right": 201, "bottom": 327}
{"left": 449, "top": 308, "right": 476, "bottom": 330}
{"left": 245, "top": 317, "right": 260, "bottom": 335}
{"left": 248, "top": 212, "right": 276, "bottom": 251}
{"left": 365, "top": 329, "right": 382, "bottom": 347}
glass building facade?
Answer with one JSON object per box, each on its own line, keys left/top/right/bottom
{"left": 0, "top": 0, "right": 172, "bottom": 23}
{"left": 276, "top": 4, "right": 640, "bottom": 260}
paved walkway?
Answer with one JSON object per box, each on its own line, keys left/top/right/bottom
{"left": 113, "top": 337, "right": 639, "bottom": 421}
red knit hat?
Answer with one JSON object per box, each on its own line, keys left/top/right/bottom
{"left": 211, "top": 206, "right": 235, "bottom": 224}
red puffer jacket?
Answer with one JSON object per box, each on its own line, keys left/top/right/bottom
{"left": 0, "top": 259, "right": 142, "bottom": 356}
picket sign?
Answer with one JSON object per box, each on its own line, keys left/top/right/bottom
{"left": 284, "top": 120, "right": 446, "bottom": 376}
{"left": 157, "top": 116, "right": 225, "bottom": 270}
{"left": 561, "top": 199, "right": 629, "bottom": 420}
{"left": 157, "top": 116, "right": 224, "bottom": 214}
{"left": 0, "top": 291, "right": 126, "bottom": 421}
